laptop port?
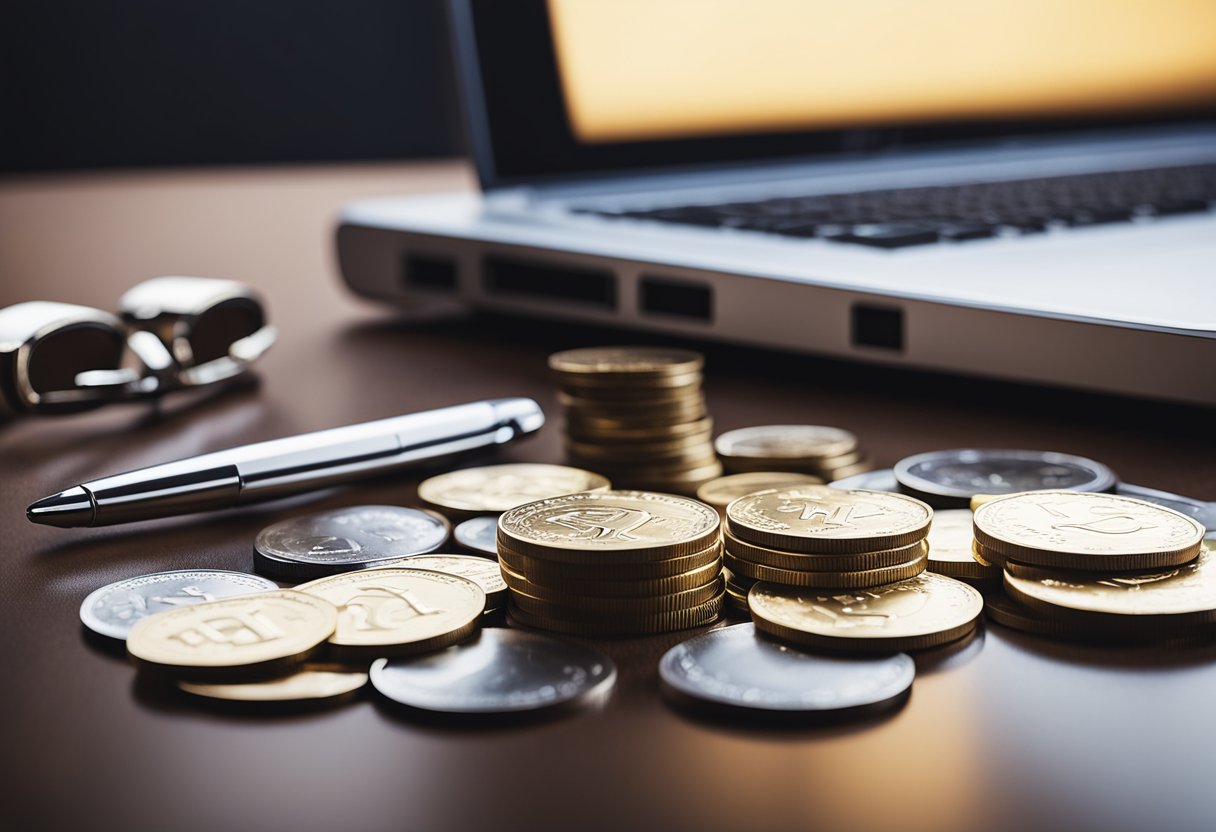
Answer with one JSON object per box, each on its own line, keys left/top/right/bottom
{"left": 639, "top": 276, "right": 713, "bottom": 322}
{"left": 483, "top": 255, "right": 616, "bottom": 308}
{"left": 851, "top": 304, "right": 904, "bottom": 351}
{"left": 403, "top": 253, "right": 457, "bottom": 292}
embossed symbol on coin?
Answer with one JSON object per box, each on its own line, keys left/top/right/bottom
{"left": 546, "top": 507, "right": 653, "bottom": 541}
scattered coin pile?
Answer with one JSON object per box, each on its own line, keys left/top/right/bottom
{"left": 550, "top": 347, "right": 721, "bottom": 494}
{"left": 497, "top": 490, "right": 725, "bottom": 635}
{"left": 973, "top": 491, "right": 1214, "bottom": 643}
{"left": 721, "top": 485, "right": 933, "bottom": 614}
{"left": 715, "top": 425, "right": 870, "bottom": 481}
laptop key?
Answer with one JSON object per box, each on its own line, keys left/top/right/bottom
{"left": 830, "top": 224, "right": 940, "bottom": 248}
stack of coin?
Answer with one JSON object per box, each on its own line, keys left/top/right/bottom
{"left": 497, "top": 490, "right": 725, "bottom": 636}
{"left": 973, "top": 490, "right": 1213, "bottom": 643}
{"left": 924, "top": 508, "right": 1001, "bottom": 583}
{"left": 549, "top": 347, "right": 722, "bottom": 494}
{"left": 715, "top": 425, "right": 871, "bottom": 481}
{"left": 722, "top": 485, "right": 933, "bottom": 612}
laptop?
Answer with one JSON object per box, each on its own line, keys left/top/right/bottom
{"left": 336, "top": 0, "right": 1216, "bottom": 406}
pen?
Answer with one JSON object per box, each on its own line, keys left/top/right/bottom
{"left": 26, "top": 397, "right": 545, "bottom": 527}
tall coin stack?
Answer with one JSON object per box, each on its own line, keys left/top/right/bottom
{"left": 550, "top": 346, "right": 722, "bottom": 494}
{"left": 715, "top": 425, "right": 871, "bottom": 482}
{"left": 973, "top": 491, "right": 1214, "bottom": 643}
{"left": 722, "top": 485, "right": 933, "bottom": 614}
{"left": 497, "top": 490, "right": 725, "bottom": 636}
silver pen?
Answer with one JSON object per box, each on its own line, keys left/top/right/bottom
{"left": 26, "top": 397, "right": 545, "bottom": 527}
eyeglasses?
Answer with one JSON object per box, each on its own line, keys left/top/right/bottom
{"left": 0, "top": 276, "right": 276, "bottom": 417}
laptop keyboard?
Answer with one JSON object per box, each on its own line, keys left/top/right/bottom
{"left": 577, "top": 163, "right": 1216, "bottom": 249}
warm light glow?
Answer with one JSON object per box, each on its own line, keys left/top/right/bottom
{"left": 547, "top": 0, "right": 1216, "bottom": 143}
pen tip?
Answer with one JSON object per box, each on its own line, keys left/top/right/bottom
{"left": 27, "top": 486, "right": 94, "bottom": 527}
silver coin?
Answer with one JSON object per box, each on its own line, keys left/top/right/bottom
{"left": 894, "top": 449, "right": 1116, "bottom": 507}
{"left": 659, "top": 622, "right": 915, "bottom": 713}
{"left": 254, "top": 505, "right": 450, "bottom": 580}
{"left": 453, "top": 515, "right": 499, "bottom": 557}
{"left": 829, "top": 468, "right": 899, "bottom": 492}
{"left": 370, "top": 627, "right": 616, "bottom": 714}
{"left": 80, "top": 569, "right": 278, "bottom": 640}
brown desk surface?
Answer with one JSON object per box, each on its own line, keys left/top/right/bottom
{"left": 2, "top": 164, "right": 1213, "bottom": 832}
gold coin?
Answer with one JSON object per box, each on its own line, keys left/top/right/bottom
{"left": 564, "top": 407, "right": 709, "bottom": 432}
{"left": 696, "top": 472, "right": 824, "bottom": 513}
{"left": 379, "top": 554, "right": 507, "bottom": 610}
{"left": 721, "top": 451, "right": 867, "bottom": 475}
{"left": 549, "top": 346, "right": 704, "bottom": 378}
{"left": 726, "top": 486, "right": 932, "bottom": 554}
{"left": 178, "top": 667, "right": 367, "bottom": 702}
{"left": 418, "top": 463, "right": 610, "bottom": 515}
{"left": 499, "top": 556, "right": 721, "bottom": 597}
{"left": 564, "top": 435, "right": 715, "bottom": 462}
{"left": 926, "top": 509, "right": 1002, "bottom": 581}
{"left": 714, "top": 425, "right": 858, "bottom": 461}
{"left": 749, "top": 572, "right": 983, "bottom": 653}
{"left": 507, "top": 590, "right": 723, "bottom": 636}
{"left": 969, "top": 492, "right": 1016, "bottom": 511}
{"left": 724, "top": 551, "right": 927, "bottom": 588}
{"left": 568, "top": 417, "right": 714, "bottom": 444}
{"left": 558, "top": 371, "right": 703, "bottom": 392}
{"left": 508, "top": 576, "right": 725, "bottom": 616}
{"left": 498, "top": 541, "right": 721, "bottom": 580}
{"left": 724, "top": 529, "right": 927, "bottom": 571}
{"left": 1002, "top": 540, "right": 1216, "bottom": 625}
{"left": 295, "top": 568, "right": 484, "bottom": 656}
{"left": 973, "top": 491, "right": 1204, "bottom": 571}
{"left": 816, "top": 458, "right": 875, "bottom": 480}
{"left": 498, "top": 490, "right": 720, "bottom": 562}
{"left": 612, "top": 460, "right": 725, "bottom": 486}
{"left": 983, "top": 593, "right": 1214, "bottom": 645}
{"left": 127, "top": 590, "right": 338, "bottom": 680}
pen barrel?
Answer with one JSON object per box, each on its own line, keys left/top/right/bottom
{"left": 85, "top": 464, "right": 242, "bottom": 525}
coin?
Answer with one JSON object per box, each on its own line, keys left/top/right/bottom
{"left": 724, "top": 551, "right": 927, "bottom": 588}
{"left": 726, "top": 486, "right": 932, "bottom": 554}
{"left": 498, "top": 541, "right": 722, "bottom": 581}
{"left": 294, "top": 568, "right": 484, "bottom": 656}
{"left": 973, "top": 491, "right": 1205, "bottom": 571}
{"left": 178, "top": 667, "right": 367, "bottom": 703}
{"left": 830, "top": 468, "right": 900, "bottom": 492}
{"left": 568, "top": 417, "right": 714, "bottom": 444}
{"left": 418, "top": 464, "right": 610, "bottom": 516}
{"left": 498, "top": 490, "right": 720, "bottom": 562}
{"left": 254, "top": 506, "right": 450, "bottom": 580}
{"left": 926, "top": 509, "right": 1001, "bottom": 581}
{"left": 508, "top": 576, "right": 725, "bottom": 616}
{"left": 507, "top": 590, "right": 723, "bottom": 636}
{"left": 723, "top": 529, "right": 926, "bottom": 571}
{"left": 453, "top": 515, "right": 499, "bottom": 556}
{"left": 982, "top": 593, "right": 1213, "bottom": 645}
{"left": 80, "top": 569, "right": 278, "bottom": 641}
{"left": 659, "top": 623, "right": 915, "bottom": 714}
{"left": 382, "top": 555, "right": 507, "bottom": 611}
{"left": 894, "top": 449, "right": 1117, "bottom": 508}
{"left": 549, "top": 346, "right": 704, "bottom": 378}
{"left": 127, "top": 590, "right": 338, "bottom": 680}
{"left": 749, "top": 573, "right": 984, "bottom": 653}
{"left": 1002, "top": 540, "right": 1216, "bottom": 625}
{"left": 499, "top": 556, "right": 722, "bottom": 597}
{"left": 370, "top": 628, "right": 616, "bottom": 714}
{"left": 715, "top": 425, "right": 858, "bottom": 462}
{"left": 697, "top": 472, "right": 824, "bottom": 514}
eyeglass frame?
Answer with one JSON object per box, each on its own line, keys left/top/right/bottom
{"left": 0, "top": 276, "right": 276, "bottom": 417}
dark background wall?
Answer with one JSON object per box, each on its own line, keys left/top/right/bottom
{"left": 1, "top": 1, "right": 463, "bottom": 172}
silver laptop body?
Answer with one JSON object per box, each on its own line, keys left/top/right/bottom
{"left": 337, "top": 0, "right": 1216, "bottom": 406}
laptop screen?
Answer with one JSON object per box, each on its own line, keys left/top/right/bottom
{"left": 455, "top": 0, "right": 1216, "bottom": 187}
